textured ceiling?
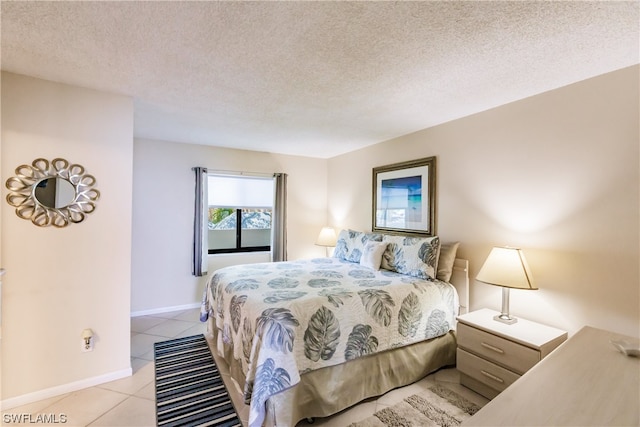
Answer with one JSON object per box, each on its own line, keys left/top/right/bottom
{"left": 1, "top": 1, "right": 638, "bottom": 158}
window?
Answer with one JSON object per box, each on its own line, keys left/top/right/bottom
{"left": 207, "top": 175, "right": 274, "bottom": 254}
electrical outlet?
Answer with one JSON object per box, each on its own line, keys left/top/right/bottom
{"left": 82, "top": 340, "right": 93, "bottom": 352}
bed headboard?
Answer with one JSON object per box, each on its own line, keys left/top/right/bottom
{"left": 451, "top": 258, "right": 469, "bottom": 315}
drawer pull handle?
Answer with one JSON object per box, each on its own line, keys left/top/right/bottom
{"left": 481, "top": 342, "right": 505, "bottom": 354}
{"left": 480, "top": 370, "right": 504, "bottom": 383}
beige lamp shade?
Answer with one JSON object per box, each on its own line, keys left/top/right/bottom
{"left": 476, "top": 246, "right": 537, "bottom": 290}
{"left": 315, "top": 227, "right": 337, "bottom": 247}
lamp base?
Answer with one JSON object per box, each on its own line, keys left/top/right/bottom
{"left": 493, "top": 287, "right": 518, "bottom": 325}
{"left": 494, "top": 313, "right": 518, "bottom": 325}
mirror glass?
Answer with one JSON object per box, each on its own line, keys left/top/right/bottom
{"left": 34, "top": 177, "right": 76, "bottom": 209}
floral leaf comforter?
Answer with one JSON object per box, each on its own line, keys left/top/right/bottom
{"left": 200, "top": 257, "right": 459, "bottom": 427}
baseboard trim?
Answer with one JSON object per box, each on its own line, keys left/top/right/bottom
{"left": 130, "top": 302, "right": 200, "bottom": 318}
{"left": 0, "top": 367, "right": 132, "bottom": 411}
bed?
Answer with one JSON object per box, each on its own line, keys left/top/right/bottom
{"left": 201, "top": 230, "right": 469, "bottom": 427}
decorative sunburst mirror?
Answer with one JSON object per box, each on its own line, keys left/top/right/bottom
{"left": 5, "top": 158, "right": 100, "bottom": 227}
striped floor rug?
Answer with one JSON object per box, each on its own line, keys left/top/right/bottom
{"left": 154, "top": 334, "right": 242, "bottom": 427}
{"left": 348, "top": 383, "right": 482, "bottom": 427}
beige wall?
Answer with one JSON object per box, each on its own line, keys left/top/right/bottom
{"left": 327, "top": 65, "right": 640, "bottom": 337}
{"left": 1, "top": 65, "right": 637, "bottom": 407}
{"left": 1, "top": 73, "right": 134, "bottom": 402}
{"left": 131, "top": 139, "right": 328, "bottom": 313}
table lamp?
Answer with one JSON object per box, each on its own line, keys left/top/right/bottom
{"left": 315, "top": 227, "right": 337, "bottom": 257}
{"left": 476, "top": 246, "right": 537, "bottom": 324}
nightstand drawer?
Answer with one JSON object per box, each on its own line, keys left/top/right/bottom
{"left": 457, "top": 348, "right": 520, "bottom": 394}
{"left": 457, "top": 323, "right": 540, "bottom": 374}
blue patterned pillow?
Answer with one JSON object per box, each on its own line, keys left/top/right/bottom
{"left": 380, "top": 235, "right": 440, "bottom": 280}
{"left": 333, "top": 229, "right": 384, "bottom": 263}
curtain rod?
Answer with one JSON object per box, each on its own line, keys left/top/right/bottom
{"left": 194, "top": 168, "right": 280, "bottom": 178}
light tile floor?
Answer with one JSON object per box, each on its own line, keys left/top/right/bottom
{"left": 2, "top": 308, "right": 489, "bottom": 426}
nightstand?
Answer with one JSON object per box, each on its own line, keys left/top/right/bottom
{"left": 456, "top": 308, "right": 567, "bottom": 399}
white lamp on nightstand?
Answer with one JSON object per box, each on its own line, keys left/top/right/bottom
{"left": 315, "top": 227, "right": 337, "bottom": 257}
{"left": 476, "top": 246, "right": 538, "bottom": 325}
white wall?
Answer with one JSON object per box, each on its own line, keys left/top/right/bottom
{"left": 327, "top": 65, "right": 640, "bottom": 338}
{"left": 1, "top": 72, "right": 134, "bottom": 402}
{"left": 131, "top": 139, "right": 328, "bottom": 313}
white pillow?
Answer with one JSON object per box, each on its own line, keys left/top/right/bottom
{"left": 360, "top": 242, "right": 388, "bottom": 270}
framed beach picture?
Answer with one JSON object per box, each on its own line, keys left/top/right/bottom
{"left": 372, "top": 156, "right": 436, "bottom": 235}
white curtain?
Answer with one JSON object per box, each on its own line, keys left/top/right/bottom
{"left": 192, "top": 167, "right": 208, "bottom": 276}
{"left": 271, "top": 173, "right": 288, "bottom": 262}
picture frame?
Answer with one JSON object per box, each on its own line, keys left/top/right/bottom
{"left": 372, "top": 156, "right": 436, "bottom": 236}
